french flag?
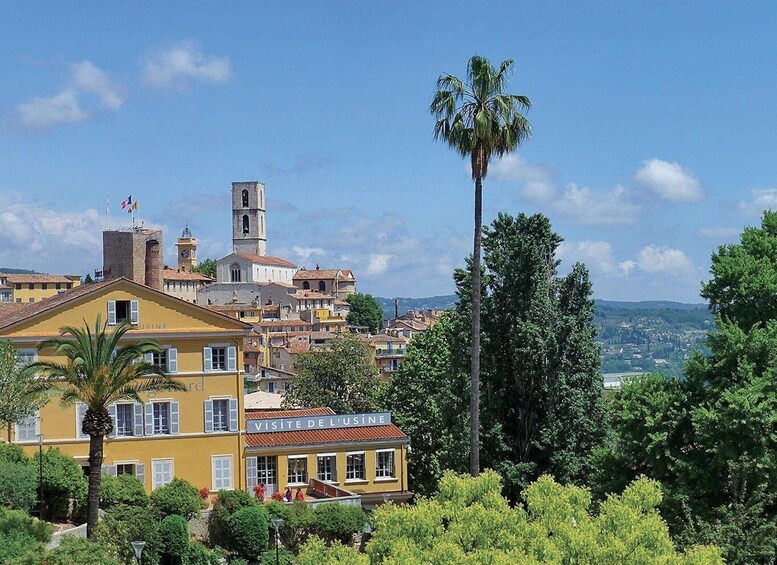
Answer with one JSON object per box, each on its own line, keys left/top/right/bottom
{"left": 120, "top": 195, "right": 132, "bottom": 209}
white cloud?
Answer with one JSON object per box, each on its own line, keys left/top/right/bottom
{"left": 70, "top": 61, "right": 123, "bottom": 110}
{"left": 15, "top": 90, "right": 88, "bottom": 130}
{"left": 491, "top": 154, "right": 556, "bottom": 202}
{"left": 292, "top": 246, "right": 324, "bottom": 260}
{"left": 14, "top": 61, "right": 121, "bottom": 131}
{"left": 558, "top": 240, "right": 634, "bottom": 277}
{"left": 738, "top": 189, "right": 777, "bottom": 217}
{"left": 635, "top": 159, "right": 702, "bottom": 202}
{"left": 698, "top": 227, "right": 740, "bottom": 239}
{"left": 0, "top": 194, "right": 102, "bottom": 273}
{"left": 553, "top": 183, "right": 640, "bottom": 225}
{"left": 636, "top": 245, "right": 695, "bottom": 275}
{"left": 143, "top": 41, "right": 231, "bottom": 89}
{"left": 367, "top": 254, "right": 392, "bottom": 276}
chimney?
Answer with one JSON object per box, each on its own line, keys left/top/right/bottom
{"left": 144, "top": 238, "right": 163, "bottom": 290}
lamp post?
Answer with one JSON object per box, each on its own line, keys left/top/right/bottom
{"left": 131, "top": 540, "right": 146, "bottom": 564}
{"left": 270, "top": 517, "right": 283, "bottom": 565}
{"left": 35, "top": 433, "right": 44, "bottom": 518}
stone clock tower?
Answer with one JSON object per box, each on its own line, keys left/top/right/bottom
{"left": 232, "top": 181, "right": 267, "bottom": 256}
{"left": 176, "top": 225, "right": 198, "bottom": 271}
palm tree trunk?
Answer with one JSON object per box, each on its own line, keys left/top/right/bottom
{"left": 470, "top": 174, "right": 483, "bottom": 477}
{"left": 86, "top": 433, "right": 104, "bottom": 538}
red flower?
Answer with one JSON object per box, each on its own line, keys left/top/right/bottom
{"left": 199, "top": 487, "right": 210, "bottom": 498}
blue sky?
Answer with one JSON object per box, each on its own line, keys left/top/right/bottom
{"left": 1, "top": 2, "right": 776, "bottom": 302}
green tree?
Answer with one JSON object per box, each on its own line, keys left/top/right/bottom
{"left": 381, "top": 313, "right": 469, "bottom": 496}
{"left": 33, "top": 447, "right": 88, "bottom": 519}
{"left": 345, "top": 293, "right": 384, "bottom": 333}
{"left": 596, "top": 212, "right": 777, "bottom": 563}
{"left": 34, "top": 317, "right": 185, "bottom": 538}
{"left": 282, "top": 335, "right": 382, "bottom": 413}
{"left": 0, "top": 340, "right": 49, "bottom": 442}
{"left": 430, "top": 55, "right": 532, "bottom": 476}
{"left": 192, "top": 258, "right": 216, "bottom": 279}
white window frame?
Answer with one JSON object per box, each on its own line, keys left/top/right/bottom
{"left": 14, "top": 411, "right": 39, "bottom": 443}
{"left": 203, "top": 344, "right": 237, "bottom": 373}
{"left": 345, "top": 451, "right": 366, "bottom": 482}
{"left": 151, "top": 458, "right": 174, "bottom": 490}
{"left": 316, "top": 453, "right": 337, "bottom": 483}
{"left": 113, "top": 402, "right": 136, "bottom": 437}
{"left": 145, "top": 400, "right": 179, "bottom": 436}
{"left": 375, "top": 449, "right": 396, "bottom": 480}
{"left": 107, "top": 299, "right": 139, "bottom": 325}
{"left": 16, "top": 348, "right": 38, "bottom": 366}
{"left": 212, "top": 455, "right": 234, "bottom": 491}
{"left": 287, "top": 454, "right": 308, "bottom": 486}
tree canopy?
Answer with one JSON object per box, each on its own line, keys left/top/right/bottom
{"left": 0, "top": 340, "right": 48, "bottom": 443}
{"left": 345, "top": 293, "right": 384, "bottom": 333}
{"left": 281, "top": 335, "right": 383, "bottom": 413}
{"left": 193, "top": 258, "right": 216, "bottom": 278}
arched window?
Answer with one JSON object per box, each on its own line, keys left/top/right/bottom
{"left": 242, "top": 190, "right": 249, "bottom": 207}
{"left": 242, "top": 215, "right": 249, "bottom": 234}
{"left": 260, "top": 214, "right": 264, "bottom": 234}
{"left": 303, "top": 281, "right": 310, "bottom": 290}
{"left": 230, "top": 264, "right": 241, "bottom": 283}
{"left": 318, "top": 281, "right": 326, "bottom": 292}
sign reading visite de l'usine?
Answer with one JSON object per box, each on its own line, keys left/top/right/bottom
{"left": 247, "top": 412, "right": 392, "bottom": 433}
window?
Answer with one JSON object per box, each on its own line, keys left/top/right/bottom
{"left": 115, "top": 404, "right": 135, "bottom": 436}
{"left": 28, "top": 283, "right": 34, "bottom": 290}
{"left": 287, "top": 455, "right": 307, "bottom": 485}
{"left": 230, "top": 264, "right": 241, "bottom": 283}
{"left": 116, "top": 463, "right": 135, "bottom": 476}
{"left": 16, "top": 349, "right": 37, "bottom": 366}
{"left": 242, "top": 215, "right": 249, "bottom": 234}
{"left": 15, "top": 298, "right": 20, "bottom": 303}
{"left": 212, "top": 456, "right": 233, "bottom": 490}
{"left": 346, "top": 452, "right": 366, "bottom": 481}
{"left": 56, "top": 283, "right": 61, "bottom": 290}
{"left": 108, "top": 300, "right": 138, "bottom": 325}
{"left": 303, "top": 281, "right": 310, "bottom": 290}
{"left": 204, "top": 346, "right": 236, "bottom": 372}
{"left": 204, "top": 397, "right": 238, "bottom": 433}
{"left": 318, "top": 281, "right": 326, "bottom": 292}
{"left": 283, "top": 381, "right": 291, "bottom": 392}
{"left": 376, "top": 450, "right": 395, "bottom": 479}
{"left": 317, "top": 454, "right": 336, "bottom": 483}
{"left": 28, "top": 298, "right": 34, "bottom": 303}
{"left": 257, "top": 456, "right": 277, "bottom": 486}
{"left": 267, "top": 381, "right": 276, "bottom": 393}
{"left": 145, "top": 401, "right": 179, "bottom": 436}
{"left": 152, "top": 459, "right": 173, "bottom": 490}
{"left": 76, "top": 403, "right": 88, "bottom": 440}
{"left": 15, "top": 284, "right": 20, "bottom": 290}
{"left": 41, "top": 283, "right": 48, "bottom": 290}
{"left": 242, "top": 189, "right": 249, "bottom": 207}
{"left": 145, "top": 348, "right": 177, "bottom": 373}
{"left": 15, "top": 412, "right": 38, "bottom": 442}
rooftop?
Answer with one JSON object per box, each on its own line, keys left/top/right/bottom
{"left": 162, "top": 267, "right": 213, "bottom": 282}
{"left": 234, "top": 253, "right": 298, "bottom": 269}
{"left": 293, "top": 268, "right": 355, "bottom": 281}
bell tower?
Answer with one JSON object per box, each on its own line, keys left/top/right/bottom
{"left": 231, "top": 181, "right": 267, "bottom": 256}
{"left": 176, "top": 225, "right": 198, "bottom": 271}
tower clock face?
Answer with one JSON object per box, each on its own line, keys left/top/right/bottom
{"left": 181, "top": 250, "right": 190, "bottom": 258}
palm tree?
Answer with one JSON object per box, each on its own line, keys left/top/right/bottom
{"left": 34, "top": 317, "right": 185, "bottom": 537}
{"left": 430, "top": 55, "right": 532, "bottom": 476}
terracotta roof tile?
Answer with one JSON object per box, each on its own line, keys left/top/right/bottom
{"left": 293, "top": 269, "right": 355, "bottom": 281}
{"left": 291, "top": 291, "right": 334, "bottom": 300}
{"left": 235, "top": 253, "right": 298, "bottom": 269}
{"left": 256, "top": 320, "right": 312, "bottom": 328}
{"left": 162, "top": 268, "right": 213, "bottom": 282}
{"left": 245, "top": 424, "right": 408, "bottom": 448}
{"left": 246, "top": 407, "right": 334, "bottom": 419}
{"left": 1, "top": 273, "right": 77, "bottom": 284}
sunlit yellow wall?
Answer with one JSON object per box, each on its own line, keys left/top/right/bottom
{"left": 1, "top": 280, "right": 248, "bottom": 494}
{"left": 12, "top": 280, "right": 80, "bottom": 304}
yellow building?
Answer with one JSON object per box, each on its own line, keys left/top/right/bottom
{"left": 245, "top": 407, "right": 412, "bottom": 505}
{"left": 0, "top": 273, "right": 81, "bottom": 304}
{"left": 0, "top": 277, "right": 250, "bottom": 495}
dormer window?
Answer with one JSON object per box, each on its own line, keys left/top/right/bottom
{"left": 108, "top": 300, "right": 139, "bottom": 325}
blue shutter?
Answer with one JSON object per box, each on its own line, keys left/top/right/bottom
{"left": 246, "top": 456, "right": 258, "bottom": 496}
{"left": 167, "top": 348, "right": 178, "bottom": 373}
{"left": 108, "top": 404, "right": 117, "bottom": 438}
{"left": 229, "top": 398, "right": 239, "bottom": 432}
{"left": 101, "top": 465, "right": 117, "bottom": 477}
{"left": 204, "top": 400, "right": 214, "bottom": 433}
{"left": 144, "top": 403, "right": 154, "bottom": 436}
{"left": 130, "top": 300, "right": 139, "bottom": 324}
{"left": 107, "top": 301, "right": 116, "bottom": 325}
{"left": 170, "top": 402, "right": 179, "bottom": 435}
{"left": 203, "top": 347, "right": 212, "bottom": 372}
{"left": 76, "top": 403, "right": 88, "bottom": 439}
{"left": 227, "top": 346, "right": 237, "bottom": 371}
{"left": 133, "top": 403, "right": 144, "bottom": 436}
{"left": 135, "top": 463, "right": 145, "bottom": 489}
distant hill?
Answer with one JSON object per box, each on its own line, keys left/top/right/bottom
{"left": 597, "top": 300, "right": 707, "bottom": 311}
{"left": 0, "top": 267, "right": 38, "bottom": 274}
{"left": 375, "top": 295, "right": 457, "bottom": 319}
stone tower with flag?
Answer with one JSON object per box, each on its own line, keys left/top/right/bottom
{"left": 231, "top": 181, "right": 267, "bottom": 256}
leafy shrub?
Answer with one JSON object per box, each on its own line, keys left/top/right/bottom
{"left": 100, "top": 473, "right": 149, "bottom": 509}
{"left": 226, "top": 506, "right": 269, "bottom": 560}
{"left": 213, "top": 489, "right": 255, "bottom": 524}
{"left": 312, "top": 503, "right": 367, "bottom": 545}
{"left": 150, "top": 477, "right": 201, "bottom": 519}
{"left": 0, "top": 530, "right": 47, "bottom": 565}
{"left": 261, "top": 546, "right": 296, "bottom": 565}
{"left": 182, "top": 541, "right": 226, "bottom": 564}
{"left": 297, "top": 535, "right": 367, "bottom": 565}
{"left": 265, "top": 500, "right": 314, "bottom": 553}
{"left": 94, "top": 504, "right": 162, "bottom": 565}
{"left": 0, "top": 460, "right": 37, "bottom": 511}
{"left": 0, "top": 442, "right": 29, "bottom": 463}
{"left": 32, "top": 447, "right": 88, "bottom": 519}
{"left": 160, "top": 514, "right": 189, "bottom": 558}
{"left": 0, "top": 506, "right": 52, "bottom": 542}
{"left": 42, "top": 535, "right": 121, "bottom": 565}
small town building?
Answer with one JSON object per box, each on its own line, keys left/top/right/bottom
{"left": 0, "top": 273, "right": 81, "bottom": 304}
{"left": 293, "top": 267, "right": 356, "bottom": 301}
